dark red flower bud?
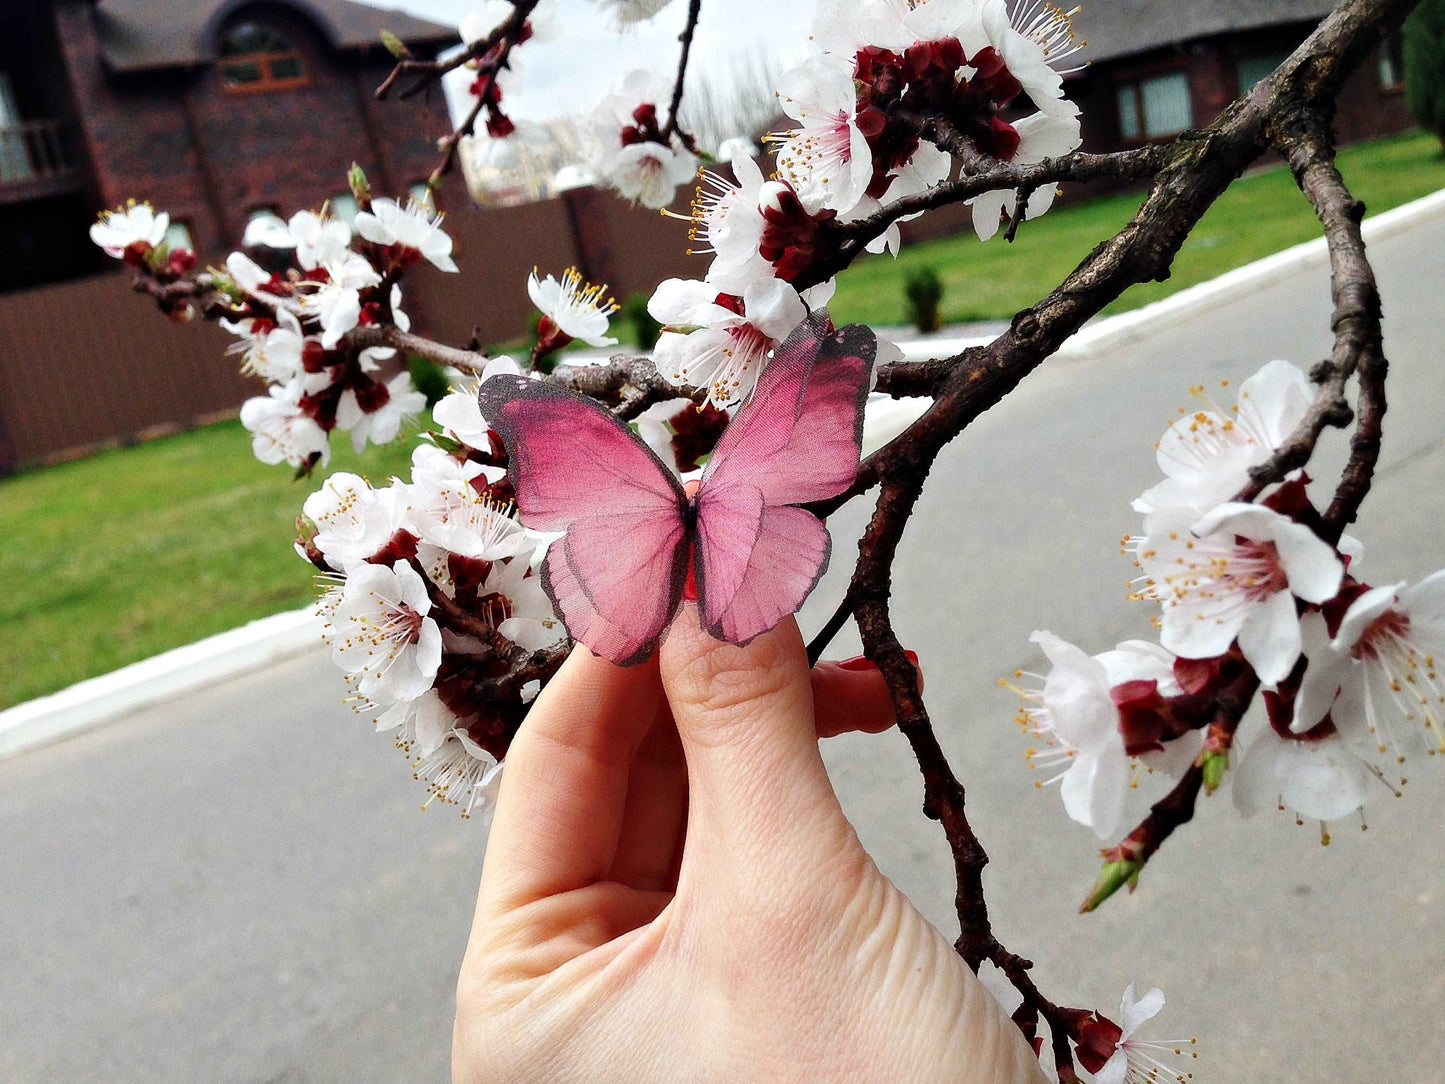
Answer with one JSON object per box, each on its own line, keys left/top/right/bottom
{"left": 167, "top": 247, "right": 197, "bottom": 275}
{"left": 487, "top": 110, "right": 516, "bottom": 139}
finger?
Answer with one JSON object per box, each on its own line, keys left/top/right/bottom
{"left": 607, "top": 706, "right": 689, "bottom": 892}
{"left": 659, "top": 612, "right": 854, "bottom": 867}
{"left": 810, "top": 651, "right": 920, "bottom": 738}
{"left": 477, "top": 645, "right": 663, "bottom": 917}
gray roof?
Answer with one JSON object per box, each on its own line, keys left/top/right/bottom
{"left": 95, "top": 0, "right": 457, "bottom": 72}
{"left": 1070, "top": 0, "right": 1336, "bottom": 65}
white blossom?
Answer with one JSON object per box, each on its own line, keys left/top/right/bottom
{"left": 288, "top": 209, "right": 353, "bottom": 271}
{"left": 336, "top": 372, "right": 426, "bottom": 454}
{"left": 412, "top": 483, "right": 532, "bottom": 590}
{"left": 377, "top": 689, "right": 456, "bottom": 758}
{"left": 591, "top": 0, "right": 675, "bottom": 24}
{"left": 1295, "top": 574, "right": 1445, "bottom": 758}
{"left": 221, "top": 308, "right": 307, "bottom": 383}
{"left": 354, "top": 198, "right": 459, "bottom": 272}
{"left": 413, "top": 729, "right": 504, "bottom": 820}
{"left": 411, "top": 443, "right": 493, "bottom": 492}
{"left": 90, "top": 201, "right": 168, "bottom": 258}
{"left": 963, "top": 0, "right": 1087, "bottom": 117}
{"left": 303, "top": 473, "right": 415, "bottom": 573}
{"left": 650, "top": 276, "right": 806, "bottom": 407}
{"left": 1131, "top": 504, "right": 1344, "bottom": 684}
{"left": 1092, "top": 983, "right": 1197, "bottom": 1084}
{"left": 433, "top": 357, "right": 524, "bottom": 449}
{"left": 491, "top": 556, "right": 566, "bottom": 650}
{"left": 461, "top": 0, "right": 557, "bottom": 45}
{"left": 969, "top": 107, "right": 1082, "bottom": 241}
{"left": 305, "top": 251, "right": 383, "bottom": 348}
{"left": 610, "top": 140, "right": 699, "bottom": 209}
{"left": 239, "top": 381, "right": 329, "bottom": 469}
{"left": 1233, "top": 726, "right": 1375, "bottom": 824}
{"left": 1135, "top": 361, "right": 1315, "bottom": 516}
{"left": 693, "top": 155, "right": 774, "bottom": 295}
{"left": 1011, "top": 632, "right": 1191, "bottom": 839}
{"left": 529, "top": 268, "right": 619, "bottom": 347}
{"left": 327, "top": 561, "right": 442, "bottom": 704}
{"left": 772, "top": 55, "right": 873, "bottom": 215}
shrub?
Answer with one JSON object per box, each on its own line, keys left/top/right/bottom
{"left": 904, "top": 266, "right": 944, "bottom": 333}
{"left": 408, "top": 354, "right": 451, "bottom": 406}
{"left": 625, "top": 291, "right": 661, "bottom": 350}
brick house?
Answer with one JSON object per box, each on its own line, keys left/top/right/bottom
{"left": 1065, "top": 0, "right": 1412, "bottom": 151}
{"left": 0, "top": 0, "right": 459, "bottom": 295}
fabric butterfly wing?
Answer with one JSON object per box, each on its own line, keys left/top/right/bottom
{"left": 693, "top": 319, "right": 876, "bottom": 645}
{"left": 478, "top": 375, "right": 690, "bottom": 666}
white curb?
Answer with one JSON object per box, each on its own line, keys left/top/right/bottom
{"left": 4, "top": 187, "right": 1442, "bottom": 762}
{"left": 893, "top": 186, "right": 1445, "bottom": 364}
{"left": 0, "top": 607, "right": 322, "bottom": 761}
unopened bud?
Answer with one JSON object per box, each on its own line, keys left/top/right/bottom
{"left": 1080, "top": 856, "right": 1142, "bottom": 913}
{"left": 348, "top": 163, "right": 371, "bottom": 209}
{"left": 379, "top": 29, "right": 410, "bottom": 58}
{"left": 1201, "top": 748, "right": 1230, "bottom": 794}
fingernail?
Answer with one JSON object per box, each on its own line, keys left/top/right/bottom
{"left": 683, "top": 563, "right": 698, "bottom": 602}
{"left": 837, "top": 651, "right": 919, "bottom": 672}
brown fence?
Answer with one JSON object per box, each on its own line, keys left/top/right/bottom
{"left": 0, "top": 185, "right": 709, "bottom": 472}
{"left": 0, "top": 273, "right": 242, "bottom": 469}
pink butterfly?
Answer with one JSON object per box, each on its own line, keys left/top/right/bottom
{"left": 477, "top": 318, "right": 877, "bottom": 666}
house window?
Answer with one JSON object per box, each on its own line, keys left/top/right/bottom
{"left": 1116, "top": 72, "right": 1194, "bottom": 141}
{"left": 0, "top": 71, "right": 33, "bottom": 183}
{"left": 164, "top": 221, "right": 195, "bottom": 253}
{"left": 220, "top": 21, "right": 308, "bottom": 92}
{"left": 1379, "top": 31, "right": 1405, "bottom": 90}
{"left": 1237, "top": 53, "right": 1289, "bottom": 94}
{"left": 331, "top": 192, "right": 359, "bottom": 225}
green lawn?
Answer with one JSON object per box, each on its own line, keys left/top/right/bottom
{"left": 0, "top": 423, "right": 416, "bottom": 709}
{"left": 2, "top": 130, "right": 1442, "bottom": 711}
{"left": 829, "top": 130, "right": 1445, "bottom": 327}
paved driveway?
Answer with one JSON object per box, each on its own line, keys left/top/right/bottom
{"left": 4, "top": 212, "right": 1443, "bottom": 1082}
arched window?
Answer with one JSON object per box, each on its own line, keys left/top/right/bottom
{"left": 219, "top": 21, "right": 308, "bottom": 92}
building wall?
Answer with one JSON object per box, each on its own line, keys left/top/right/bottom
{"left": 1074, "top": 25, "right": 1415, "bottom": 152}
{"left": 51, "top": 0, "right": 457, "bottom": 260}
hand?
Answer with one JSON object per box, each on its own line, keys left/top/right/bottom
{"left": 453, "top": 612, "right": 1044, "bottom": 1083}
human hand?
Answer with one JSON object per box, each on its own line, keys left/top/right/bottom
{"left": 453, "top": 612, "right": 1045, "bottom": 1083}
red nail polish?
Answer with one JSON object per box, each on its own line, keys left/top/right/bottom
{"left": 837, "top": 655, "right": 876, "bottom": 671}
{"left": 682, "top": 563, "right": 698, "bottom": 602}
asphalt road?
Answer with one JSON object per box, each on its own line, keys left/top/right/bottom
{"left": 4, "top": 213, "right": 1443, "bottom": 1083}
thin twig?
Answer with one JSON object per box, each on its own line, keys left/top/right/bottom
{"left": 659, "top": 0, "right": 704, "bottom": 154}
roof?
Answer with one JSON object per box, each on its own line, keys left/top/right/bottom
{"left": 94, "top": 0, "right": 458, "bottom": 72}
{"left": 1071, "top": 0, "right": 1336, "bottom": 66}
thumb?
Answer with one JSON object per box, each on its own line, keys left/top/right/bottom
{"left": 659, "top": 611, "right": 855, "bottom": 867}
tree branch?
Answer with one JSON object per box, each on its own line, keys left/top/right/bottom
{"left": 658, "top": 0, "right": 704, "bottom": 154}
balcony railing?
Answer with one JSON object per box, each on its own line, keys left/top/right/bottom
{"left": 0, "top": 119, "right": 81, "bottom": 203}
